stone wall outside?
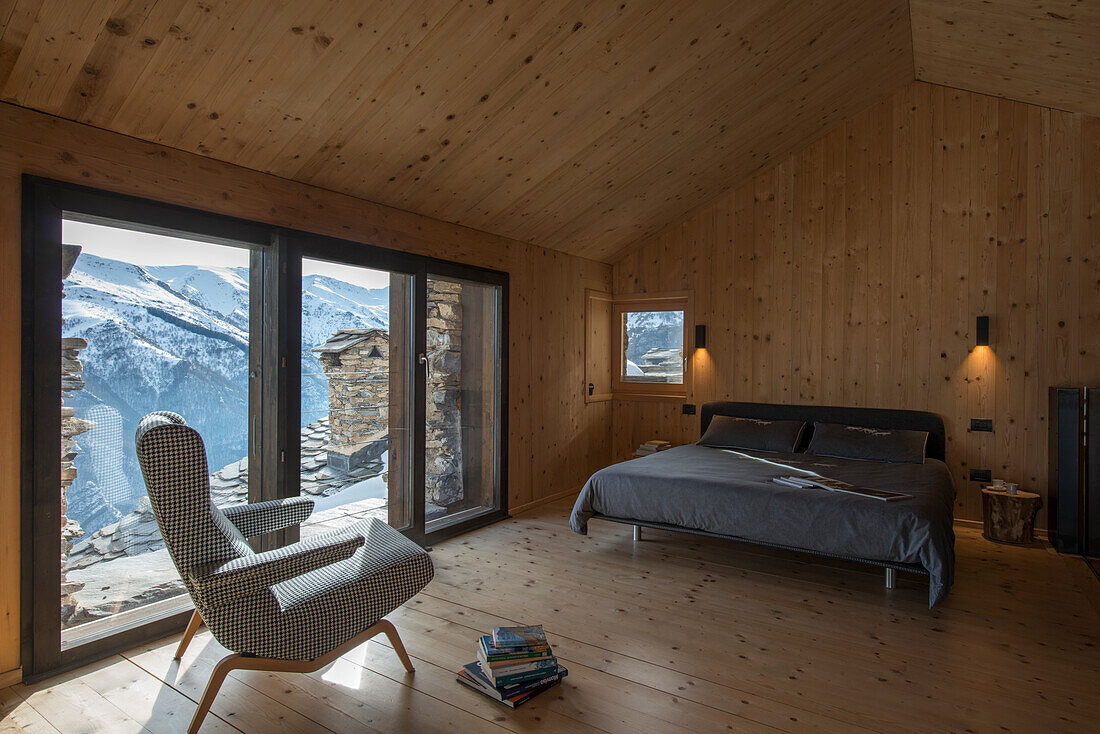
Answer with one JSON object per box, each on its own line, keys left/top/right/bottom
{"left": 425, "top": 279, "right": 464, "bottom": 507}
{"left": 317, "top": 329, "right": 390, "bottom": 472}
{"left": 315, "top": 279, "right": 465, "bottom": 508}
{"left": 61, "top": 244, "right": 92, "bottom": 624}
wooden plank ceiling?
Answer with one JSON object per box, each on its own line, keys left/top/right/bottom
{"left": 0, "top": 0, "right": 913, "bottom": 262}
{"left": 911, "top": 0, "right": 1100, "bottom": 117}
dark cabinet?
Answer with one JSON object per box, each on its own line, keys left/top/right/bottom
{"left": 1048, "top": 387, "right": 1100, "bottom": 556}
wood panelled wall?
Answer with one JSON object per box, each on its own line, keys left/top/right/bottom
{"left": 0, "top": 103, "right": 611, "bottom": 680}
{"left": 612, "top": 81, "right": 1099, "bottom": 525}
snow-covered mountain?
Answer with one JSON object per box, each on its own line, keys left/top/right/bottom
{"left": 624, "top": 310, "right": 684, "bottom": 364}
{"left": 61, "top": 253, "right": 389, "bottom": 538}
{"left": 145, "top": 264, "right": 251, "bottom": 331}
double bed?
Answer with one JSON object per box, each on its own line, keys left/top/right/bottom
{"left": 570, "top": 402, "right": 956, "bottom": 606}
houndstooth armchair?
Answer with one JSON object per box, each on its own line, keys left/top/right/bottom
{"left": 135, "top": 411, "right": 434, "bottom": 733}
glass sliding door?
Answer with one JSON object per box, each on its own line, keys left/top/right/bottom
{"left": 23, "top": 179, "right": 274, "bottom": 677}
{"left": 23, "top": 178, "right": 507, "bottom": 677}
{"left": 58, "top": 216, "right": 257, "bottom": 649}
{"left": 289, "top": 247, "right": 507, "bottom": 546}
{"left": 424, "top": 275, "right": 503, "bottom": 532}
{"left": 298, "top": 258, "right": 413, "bottom": 539}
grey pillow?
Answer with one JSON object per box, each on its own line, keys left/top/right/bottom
{"left": 697, "top": 415, "right": 807, "bottom": 453}
{"left": 806, "top": 422, "right": 928, "bottom": 464}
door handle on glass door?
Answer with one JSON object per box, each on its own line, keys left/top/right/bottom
{"left": 419, "top": 353, "right": 429, "bottom": 380}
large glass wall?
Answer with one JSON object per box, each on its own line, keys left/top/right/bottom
{"left": 59, "top": 217, "right": 252, "bottom": 648}
{"left": 24, "top": 180, "right": 508, "bottom": 676}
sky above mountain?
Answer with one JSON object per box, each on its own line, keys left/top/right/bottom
{"left": 63, "top": 217, "right": 391, "bottom": 288}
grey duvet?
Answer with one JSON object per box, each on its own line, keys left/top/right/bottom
{"left": 570, "top": 444, "right": 955, "bottom": 607}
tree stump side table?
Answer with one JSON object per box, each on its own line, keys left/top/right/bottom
{"left": 981, "top": 488, "right": 1042, "bottom": 545}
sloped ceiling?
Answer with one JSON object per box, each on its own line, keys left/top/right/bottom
{"left": 911, "top": 0, "right": 1099, "bottom": 116}
{"left": 0, "top": 1, "right": 913, "bottom": 262}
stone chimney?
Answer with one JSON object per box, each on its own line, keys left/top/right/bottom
{"left": 312, "top": 329, "right": 390, "bottom": 472}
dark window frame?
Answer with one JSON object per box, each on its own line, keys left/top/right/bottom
{"left": 21, "top": 176, "right": 509, "bottom": 679}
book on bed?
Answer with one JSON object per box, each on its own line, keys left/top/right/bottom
{"left": 773, "top": 475, "right": 911, "bottom": 501}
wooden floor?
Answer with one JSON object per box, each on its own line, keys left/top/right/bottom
{"left": 3, "top": 497, "right": 1099, "bottom": 733}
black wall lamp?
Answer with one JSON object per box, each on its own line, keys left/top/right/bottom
{"left": 976, "top": 316, "right": 990, "bottom": 347}
{"left": 695, "top": 324, "right": 706, "bottom": 350}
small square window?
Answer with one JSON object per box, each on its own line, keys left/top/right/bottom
{"left": 621, "top": 310, "right": 684, "bottom": 384}
{"left": 610, "top": 294, "right": 691, "bottom": 398}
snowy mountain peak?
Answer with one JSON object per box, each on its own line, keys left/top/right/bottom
{"left": 61, "top": 253, "right": 390, "bottom": 539}
{"left": 147, "top": 264, "right": 250, "bottom": 326}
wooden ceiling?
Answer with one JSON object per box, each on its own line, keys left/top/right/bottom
{"left": 3, "top": 2, "right": 1091, "bottom": 262}
{"left": 0, "top": 1, "right": 914, "bottom": 262}
{"left": 911, "top": 0, "right": 1099, "bottom": 116}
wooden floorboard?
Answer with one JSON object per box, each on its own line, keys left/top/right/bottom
{"left": 3, "top": 498, "right": 1098, "bottom": 733}
{"left": 0, "top": 686, "right": 60, "bottom": 733}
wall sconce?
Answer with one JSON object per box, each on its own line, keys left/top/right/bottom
{"left": 976, "top": 316, "right": 989, "bottom": 347}
{"left": 695, "top": 324, "right": 706, "bottom": 350}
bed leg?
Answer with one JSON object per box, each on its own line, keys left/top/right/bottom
{"left": 885, "top": 568, "right": 896, "bottom": 589}
{"left": 633, "top": 525, "right": 640, "bottom": 542}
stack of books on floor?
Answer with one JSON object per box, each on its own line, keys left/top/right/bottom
{"left": 635, "top": 439, "right": 671, "bottom": 457}
{"left": 456, "top": 625, "right": 568, "bottom": 708}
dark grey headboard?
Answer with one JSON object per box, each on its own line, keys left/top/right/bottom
{"left": 700, "top": 401, "right": 947, "bottom": 462}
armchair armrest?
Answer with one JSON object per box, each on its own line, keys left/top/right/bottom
{"left": 189, "top": 531, "right": 364, "bottom": 609}
{"left": 221, "top": 496, "right": 314, "bottom": 538}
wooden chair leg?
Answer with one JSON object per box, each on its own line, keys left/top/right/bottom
{"left": 175, "top": 609, "right": 204, "bottom": 660}
{"left": 184, "top": 617, "right": 413, "bottom": 731}
{"left": 377, "top": 618, "right": 415, "bottom": 673}
{"left": 188, "top": 652, "right": 241, "bottom": 734}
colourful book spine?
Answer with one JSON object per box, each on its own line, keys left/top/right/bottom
{"left": 480, "top": 654, "right": 551, "bottom": 670}
{"left": 457, "top": 663, "right": 568, "bottom": 708}
{"left": 461, "top": 662, "right": 568, "bottom": 698}
{"left": 478, "top": 652, "right": 558, "bottom": 675}
{"left": 498, "top": 665, "right": 568, "bottom": 694}
{"left": 478, "top": 635, "right": 551, "bottom": 661}
{"left": 482, "top": 662, "right": 558, "bottom": 687}
{"left": 490, "top": 625, "right": 548, "bottom": 649}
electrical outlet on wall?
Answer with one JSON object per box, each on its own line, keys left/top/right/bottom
{"left": 970, "top": 418, "right": 993, "bottom": 432}
{"left": 969, "top": 469, "right": 991, "bottom": 482}
{"left": 682, "top": 403, "right": 696, "bottom": 415}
